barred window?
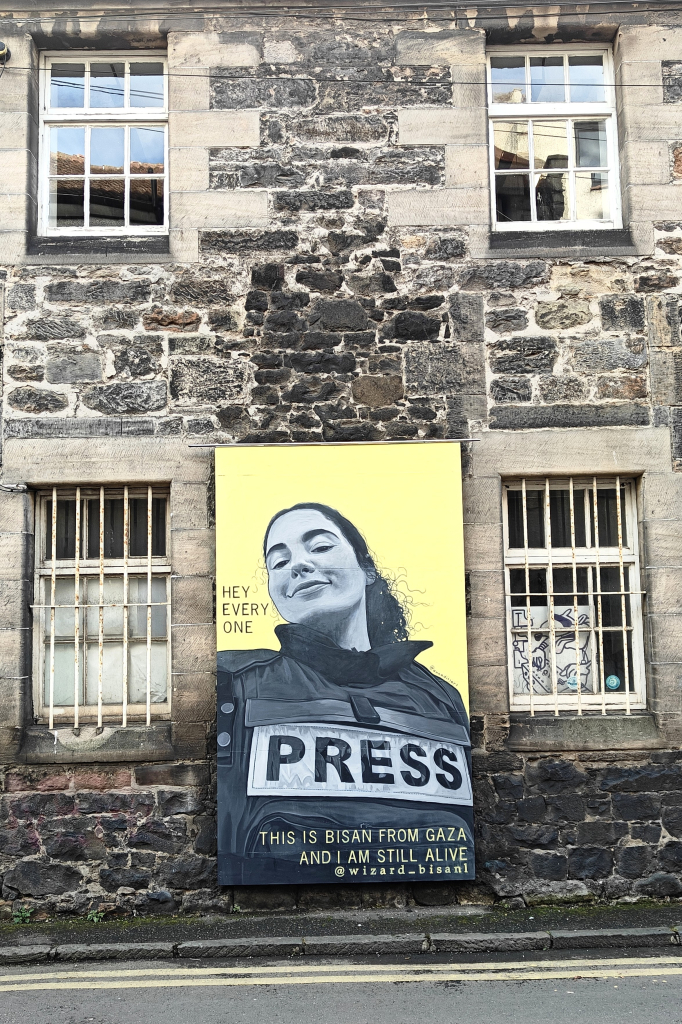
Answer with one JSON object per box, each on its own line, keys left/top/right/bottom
{"left": 34, "top": 486, "right": 170, "bottom": 729}
{"left": 487, "top": 47, "right": 621, "bottom": 231}
{"left": 39, "top": 54, "right": 168, "bottom": 236}
{"left": 503, "top": 477, "right": 645, "bottom": 715}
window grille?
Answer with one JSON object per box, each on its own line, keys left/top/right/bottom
{"left": 34, "top": 486, "right": 170, "bottom": 729}
{"left": 487, "top": 47, "right": 621, "bottom": 230}
{"left": 39, "top": 54, "right": 168, "bottom": 236}
{"left": 503, "top": 477, "right": 645, "bottom": 715}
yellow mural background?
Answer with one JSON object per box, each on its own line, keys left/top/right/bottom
{"left": 215, "top": 441, "right": 469, "bottom": 709}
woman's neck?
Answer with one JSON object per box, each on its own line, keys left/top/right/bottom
{"left": 310, "top": 601, "right": 371, "bottom": 652}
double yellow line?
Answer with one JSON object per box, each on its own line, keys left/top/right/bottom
{"left": 1, "top": 955, "right": 682, "bottom": 992}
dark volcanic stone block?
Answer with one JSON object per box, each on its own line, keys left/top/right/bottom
{"left": 7, "top": 386, "right": 68, "bottom": 414}
{"left": 599, "top": 295, "right": 646, "bottom": 332}
{"left": 81, "top": 382, "right": 167, "bottom": 415}
{"left": 201, "top": 230, "right": 299, "bottom": 254}
{"left": 490, "top": 376, "right": 532, "bottom": 403}
{"left": 490, "top": 404, "right": 650, "bottom": 430}
{"left": 568, "top": 846, "right": 613, "bottom": 879}
{"left": 4, "top": 860, "right": 82, "bottom": 896}
{"left": 211, "top": 75, "right": 316, "bottom": 109}
{"left": 273, "top": 189, "right": 354, "bottom": 211}
{"left": 489, "top": 335, "right": 557, "bottom": 374}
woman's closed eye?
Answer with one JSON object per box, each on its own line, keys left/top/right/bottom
{"left": 310, "top": 542, "right": 334, "bottom": 554}
{"left": 271, "top": 555, "right": 290, "bottom": 570}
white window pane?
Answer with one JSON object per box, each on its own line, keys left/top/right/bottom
{"left": 44, "top": 643, "right": 84, "bottom": 706}
{"left": 45, "top": 578, "right": 84, "bottom": 637}
{"left": 130, "top": 127, "right": 165, "bottom": 174}
{"left": 49, "top": 179, "right": 84, "bottom": 228}
{"left": 569, "top": 55, "right": 605, "bottom": 102}
{"left": 490, "top": 55, "right": 526, "bottom": 103}
{"left": 49, "top": 127, "right": 85, "bottom": 176}
{"left": 575, "top": 172, "right": 609, "bottom": 220}
{"left": 130, "top": 62, "right": 165, "bottom": 107}
{"left": 90, "top": 62, "right": 125, "bottom": 107}
{"left": 574, "top": 120, "right": 608, "bottom": 167}
{"left": 86, "top": 577, "right": 124, "bottom": 637}
{"left": 495, "top": 174, "right": 531, "bottom": 223}
{"left": 533, "top": 121, "right": 568, "bottom": 170}
{"left": 511, "top": 606, "right": 595, "bottom": 694}
{"left": 535, "top": 172, "right": 569, "bottom": 221}
{"left": 85, "top": 642, "right": 123, "bottom": 704}
{"left": 494, "top": 121, "right": 529, "bottom": 170}
{"left": 90, "top": 127, "right": 125, "bottom": 175}
{"left": 128, "top": 642, "right": 167, "bottom": 703}
{"left": 50, "top": 63, "right": 85, "bottom": 108}
{"left": 90, "top": 178, "right": 125, "bottom": 228}
{"left": 128, "top": 577, "right": 167, "bottom": 637}
{"left": 530, "top": 56, "right": 565, "bottom": 102}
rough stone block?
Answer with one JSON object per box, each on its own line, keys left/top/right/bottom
{"left": 81, "top": 382, "right": 167, "bottom": 415}
{"left": 404, "top": 342, "right": 483, "bottom": 396}
{"left": 45, "top": 347, "right": 102, "bottom": 384}
{"left": 490, "top": 404, "right": 650, "bottom": 431}
{"left": 3, "top": 860, "right": 83, "bottom": 896}
{"left": 170, "top": 356, "right": 250, "bottom": 404}
{"left": 169, "top": 110, "right": 260, "bottom": 148}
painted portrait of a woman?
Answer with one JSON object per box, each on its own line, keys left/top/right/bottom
{"left": 217, "top": 502, "right": 474, "bottom": 886}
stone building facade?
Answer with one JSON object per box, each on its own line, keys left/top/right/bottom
{"left": 1, "top": 3, "right": 682, "bottom": 916}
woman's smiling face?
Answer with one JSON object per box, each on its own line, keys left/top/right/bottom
{"left": 265, "top": 508, "right": 369, "bottom": 630}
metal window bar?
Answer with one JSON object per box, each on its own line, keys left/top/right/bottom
{"left": 49, "top": 487, "right": 57, "bottom": 730}
{"left": 98, "top": 485, "right": 104, "bottom": 729}
{"left": 146, "top": 484, "right": 152, "bottom": 727}
{"left": 122, "top": 485, "right": 129, "bottom": 729}
{"left": 616, "top": 475, "right": 632, "bottom": 716}
{"left": 506, "top": 475, "right": 641, "bottom": 713}
{"left": 569, "top": 478, "right": 582, "bottom": 716}
{"left": 521, "top": 479, "right": 535, "bottom": 717}
{"left": 74, "top": 487, "right": 81, "bottom": 731}
{"left": 592, "top": 475, "right": 607, "bottom": 715}
{"left": 40, "top": 486, "right": 169, "bottom": 729}
{"left": 544, "top": 478, "right": 559, "bottom": 717}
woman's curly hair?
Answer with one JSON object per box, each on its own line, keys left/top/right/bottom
{"left": 263, "top": 502, "right": 409, "bottom": 646}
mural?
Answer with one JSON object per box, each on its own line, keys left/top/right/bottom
{"left": 215, "top": 442, "right": 473, "bottom": 886}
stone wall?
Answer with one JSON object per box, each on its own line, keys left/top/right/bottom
{"left": 2, "top": 12, "right": 682, "bottom": 914}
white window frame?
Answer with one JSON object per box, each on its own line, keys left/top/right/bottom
{"left": 33, "top": 485, "right": 172, "bottom": 729}
{"left": 503, "top": 476, "right": 645, "bottom": 715}
{"left": 487, "top": 45, "right": 622, "bottom": 232}
{"left": 38, "top": 52, "right": 168, "bottom": 237}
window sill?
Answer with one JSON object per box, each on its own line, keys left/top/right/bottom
{"left": 487, "top": 228, "right": 637, "bottom": 258}
{"left": 20, "top": 722, "right": 175, "bottom": 764}
{"left": 508, "top": 711, "right": 664, "bottom": 752}
{"left": 27, "top": 234, "right": 171, "bottom": 262}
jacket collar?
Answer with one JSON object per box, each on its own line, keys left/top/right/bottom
{"left": 275, "top": 623, "right": 432, "bottom": 686}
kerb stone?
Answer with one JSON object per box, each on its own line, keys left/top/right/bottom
{"left": 54, "top": 942, "right": 176, "bottom": 962}
{"left": 549, "top": 928, "right": 677, "bottom": 949}
{"left": 177, "top": 937, "right": 303, "bottom": 958}
{"left": 430, "top": 932, "right": 551, "bottom": 952}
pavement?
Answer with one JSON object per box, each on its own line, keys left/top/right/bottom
{"left": 1, "top": 949, "right": 681, "bottom": 1024}
{"left": 1, "top": 901, "right": 682, "bottom": 964}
